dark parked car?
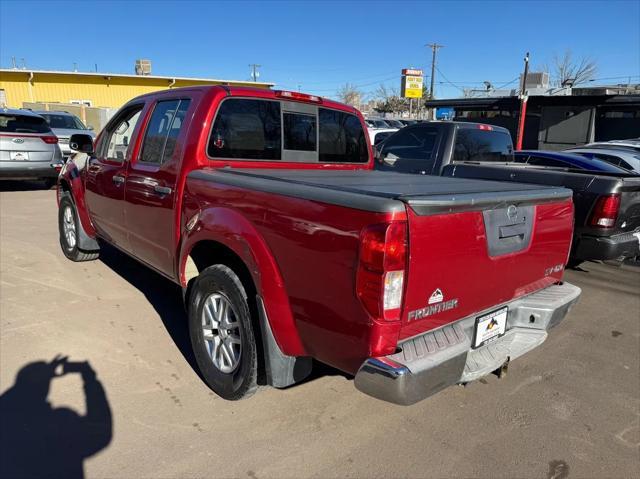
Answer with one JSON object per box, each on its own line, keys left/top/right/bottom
{"left": 375, "top": 121, "right": 640, "bottom": 266}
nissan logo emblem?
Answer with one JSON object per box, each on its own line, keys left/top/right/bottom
{"left": 12, "top": 138, "right": 24, "bottom": 144}
{"left": 506, "top": 204, "right": 518, "bottom": 220}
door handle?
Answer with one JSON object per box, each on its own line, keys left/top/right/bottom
{"left": 112, "top": 175, "right": 125, "bottom": 185}
{"left": 153, "top": 185, "right": 172, "bottom": 196}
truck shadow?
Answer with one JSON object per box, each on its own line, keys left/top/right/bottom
{"left": 97, "top": 243, "right": 349, "bottom": 389}
{"left": 0, "top": 180, "right": 55, "bottom": 191}
{"left": 97, "top": 243, "right": 201, "bottom": 377}
{"left": 0, "top": 356, "right": 112, "bottom": 479}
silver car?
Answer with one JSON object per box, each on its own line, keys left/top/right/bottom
{"left": 0, "top": 108, "right": 64, "bottom": 186}
{"left": 35, "top": 110, "right": 95, "bottom": 158}
{"left": 564, "top": 147, "right": 640, "bottom": 174}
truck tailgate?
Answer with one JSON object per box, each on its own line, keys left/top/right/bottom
{"left": 399, "top": 188, "right": 573, "bottom": 340}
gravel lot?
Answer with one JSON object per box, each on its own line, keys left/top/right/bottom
{"left": 1, "top": 186, "right": 639, "bottom": 479}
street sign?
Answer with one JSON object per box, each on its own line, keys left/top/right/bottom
{"left": 401, "top": 69, "right": 424, "bottom": 99}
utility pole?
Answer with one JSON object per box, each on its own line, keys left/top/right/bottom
{"left": 426, "top": 43, "right": 444, "bottom": 119}
{"left": 249, "top": 64, "right": 261, "bottom": 82}
{"left": 515, "top": 52, "right": 530, "bottom": 150}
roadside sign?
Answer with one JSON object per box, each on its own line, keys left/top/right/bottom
{"left": 401, "top": 69, "right": 424, "bottom": 99}
{"left": 436, "top": 107, "right": 454, "bottom": 120}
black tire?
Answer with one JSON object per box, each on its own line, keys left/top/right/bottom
{"left": 58, "top": 194, "right": 99, "bottom": 262}
{"left": 566, "top": 257, "right": 583, "bottom": 269}
{"left": 188, "top": 264, "right": 258, "bottom": 400}
{"left": 43, "top": 178, "right": 57, "bottom": 189}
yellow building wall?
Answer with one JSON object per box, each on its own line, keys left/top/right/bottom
{"left": 0, "top": 71, "right": 270, "bottom": 109}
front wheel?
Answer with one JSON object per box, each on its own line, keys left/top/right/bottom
{"left": 188, "top": 264, "right": 258, "bottom": 400}
{"left": 58, "top": 195, "right": 99, "bottom": 262}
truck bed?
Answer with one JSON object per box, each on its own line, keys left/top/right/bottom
{"left": 190, "top": 168, "right": 570, "bottom": 214}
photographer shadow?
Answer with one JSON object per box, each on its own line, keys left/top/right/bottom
{"left": 0, "top": 356, "right": 112, "bottom": 479}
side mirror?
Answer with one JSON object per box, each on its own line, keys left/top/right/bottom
{"left": 69, "top": 133, "right": 94, "bottom": 155}
{"left": 86, "top": 125, "right": 94, "bottom": 131}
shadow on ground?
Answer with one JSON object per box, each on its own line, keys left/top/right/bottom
{"left": 98, "top": 242, "right": 348, "bottom": 390}
{"left": 0, "top": 180, "right": 55, "bottom": 192}
{"left": 0, "top": 356, "right": 112, "bottom": 479}
{"left": 97, "top": 242, "right": 200, "bottom": 375}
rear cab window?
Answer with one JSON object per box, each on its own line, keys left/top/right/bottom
{"left": 453, "top": 127, "right": 514, "bottom": 163}
{"left": 0, "top": 114, "right": 51, "bottom": 134}
{"left": 207, "top": 98, "right": 368, "bottom": 163}
{"left": 377, "top": 126, "right": 441, "bottom": 173}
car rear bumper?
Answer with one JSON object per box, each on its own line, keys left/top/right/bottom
{"left": 574, "top": 229, "right": 640, "bottom": 261}
{"left": 354, "top": 282, "right": 581, "bottom": 405}
{"left": 0, "top": 160, "right": 62, "bottom": 179}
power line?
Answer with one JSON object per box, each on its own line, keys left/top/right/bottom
{"left": 494, "top": 77, "right": 520, "bottom": 89}
{"left": 434, "top": 65, "right": 465, "bottom": 92}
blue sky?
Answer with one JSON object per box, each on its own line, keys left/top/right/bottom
{"left": 1, "top": 0, "right": 638, "bottom": 100}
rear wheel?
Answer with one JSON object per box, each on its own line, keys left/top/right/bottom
{"left": 58, "top": 195, "right": 99, "bottom": 262}
{"left": 188, "top": 264, "right": 258, "bottom": 400}
{"left": 566, "top": 257, "right": 583, "bottom": 269}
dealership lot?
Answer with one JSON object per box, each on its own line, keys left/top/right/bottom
{"left": 1, "top": 187, "right": 638, "bottom": 478}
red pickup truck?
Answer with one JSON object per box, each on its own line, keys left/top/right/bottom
{"left": 56, "top": 86, "right": 581, "bottom": 405}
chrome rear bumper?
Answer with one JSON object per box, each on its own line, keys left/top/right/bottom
{"left": 354, "top": 282, "right": 581, "bottom": 405}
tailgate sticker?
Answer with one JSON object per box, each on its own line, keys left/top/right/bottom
{"left": 408, "top": 288, "right": 459, "bottom": 321}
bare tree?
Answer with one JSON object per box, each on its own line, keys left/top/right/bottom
{"left": 551, "top": 49, "right": 598, "bottom": 86}
{"left": 336, "top": 83, "right": 363, "bottom": 107}
{"left": 373, "top": 84, "right": 410, "bottom": 115}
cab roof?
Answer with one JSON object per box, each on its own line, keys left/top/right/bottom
{"left": 129, "top": 85, "right": 358, "bottom": 115}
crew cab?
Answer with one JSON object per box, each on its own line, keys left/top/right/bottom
{"left": 375, "top": 121, "right": 640, "bottom": 266}
{"left": 57, "top": 87, "right": 580, "bottom": 405}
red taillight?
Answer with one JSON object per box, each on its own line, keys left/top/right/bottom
{"left": 357, "top": 222, "right": 407, "bottom": 322}
{"left": 477, "top": 124, "right": 493, "bottom": 131}
{"left": 275, "top": 90, "right": 323, "bottom": 103}
{"left": 41, "top": 136, "right": 58, "bottom": 144}
{"left": 589, "top": 194, "right": 621, "bottom": 228}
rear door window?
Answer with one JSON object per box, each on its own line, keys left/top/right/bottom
{"left": 139, "top": 99, "right": 191, "bottom": 164}
{"left": 379, "top": 126, "right": 440, "bottom": 173}
{"left": 453, "top": 128, "right": 513, "bottom": 162}
{"left": 0, "top": 114, "right": 51, "bottom": 133}
{"left": 318, "top": 108, "right": 368, "bottom": 163}
{"left": 208, "top": 99, "right": 281, "bottom": 160}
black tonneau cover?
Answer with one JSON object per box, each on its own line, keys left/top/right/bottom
{"left": 189, "top": 169, "right": 571, "bottom": 215}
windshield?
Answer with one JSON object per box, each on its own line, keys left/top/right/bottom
{"left": 41, "top": 113, "right": 87, "bottom": 130}
{"left": 0, "top": 114, "right": 51, "bottom": 133}
{"left": 368, "top": 119, "right": 390, "bottom": 128}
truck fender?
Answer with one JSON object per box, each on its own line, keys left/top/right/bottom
{"left": 178, "top": 206, "right": 306, "bottom": 359}
{"left": 58, "top": 160, "right": 99, "bottom": 251}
